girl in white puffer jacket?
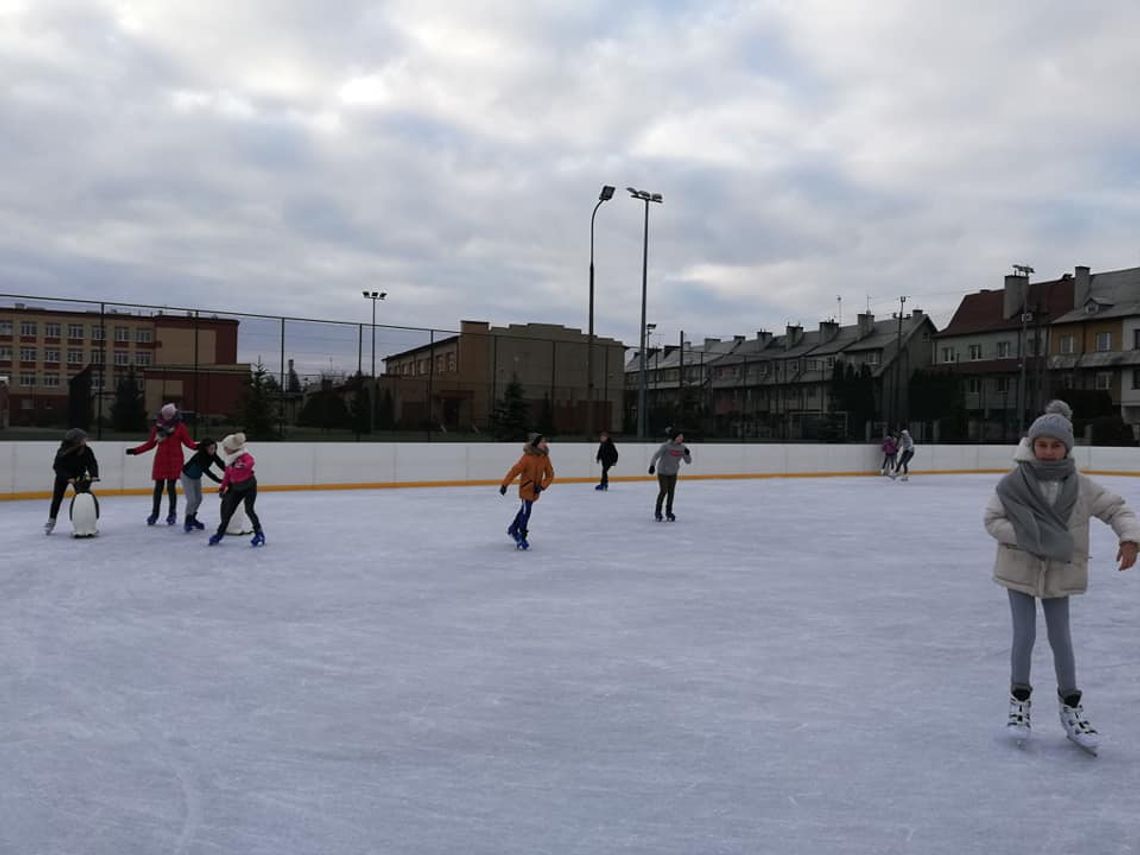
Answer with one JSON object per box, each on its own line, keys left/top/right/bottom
{"left": 984, "top": 401, "right": 1140, "bottom": 753}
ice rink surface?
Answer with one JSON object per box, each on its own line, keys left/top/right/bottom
{"left": 3, "top": 473, "right": 1140, "bottom": 854}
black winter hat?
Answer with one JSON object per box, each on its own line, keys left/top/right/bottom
{"left": 196, "top": 436, "right": 216, "bottom": 450}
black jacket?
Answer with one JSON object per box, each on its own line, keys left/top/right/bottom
{"left": 182, "top": 448, "right": 226, "bottom": 483}
{"left": 596, "top": 439, "right": 619, "bottom": 467}
{"left": 53, "top": 444, "right": 99, "bottom": 481}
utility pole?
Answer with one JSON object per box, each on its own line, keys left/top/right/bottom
{"left": 1013, "top": 264, "right": 1034, "bottom": 434}
{"left": 893, "top": 295, "right": 907, "bottom": 428}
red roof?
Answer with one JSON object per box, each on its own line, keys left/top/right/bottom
{"left": 935, "top": 279, "right": 1074, "bottom": 338}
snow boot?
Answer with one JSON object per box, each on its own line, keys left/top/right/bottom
{"left": 1059, "top": 692, "right": 1098, "bottom": 755}
{"left": 251, "top": 531, "right": 266, "bottom": 547}
{"left": 1007, "top": 687, "right": 1031, "bottom": 744}
{"left": 208, "top": 533, "right": 224, "bottom": 546}
{"left": 44, "top": 518, "right": 56, "bottom": 535}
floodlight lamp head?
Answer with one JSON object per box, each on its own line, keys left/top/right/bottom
{"left": 650, "top": 193, "right": 663, "bottom": 203}
{"left": 379, "top": 292, "right": 387, "bottom": 300}
{"left": 599, "top": 185, "right": 615, "bottom": 201}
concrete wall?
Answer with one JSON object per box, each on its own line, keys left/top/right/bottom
{"left": 5, "top": 441, "right": 1140, "bottom": 500}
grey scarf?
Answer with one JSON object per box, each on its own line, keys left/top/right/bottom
{"left": 995, "top": 458, "right": 1079, "bottom": 561}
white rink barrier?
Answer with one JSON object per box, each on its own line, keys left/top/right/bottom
{"left": 4, "top": 440, "right": 1140, "bottom": 500}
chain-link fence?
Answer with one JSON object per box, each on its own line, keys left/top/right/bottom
{"left": 3, "top": 294, "right": 1134, "bottom": 445}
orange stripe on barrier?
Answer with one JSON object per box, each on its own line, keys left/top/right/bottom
{"left": 4, "top": 468, "right": 1138, "bottom": 502}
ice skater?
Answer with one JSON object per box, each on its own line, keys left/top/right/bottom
{"left": 595, "top": 431, "right": 619, "bottom": 491}
{"left": 890, "top": 428, "right": 914, "bottom": 480}
{"left": 499, "top": 432, "right": 554, "bottom": 550}
{"left": 209, "top": 433, "right": 265, "bottom": 547}
{"left": 880, "top": 431, "right": 898, "bottom": 476}
{"left": 648, "top": 429, "right": 692, "bottom": 521}
{"left": 984, "top": 401, "right": 1140, "bottom": 754}
{"left": 180, "top": 437, "right": 225, "bottom": 532}
{"left": 44, "top": 428, "right": 99, "bottom": 535}
{"left": 126, "top": 403, "right": 197, "bottom": 525}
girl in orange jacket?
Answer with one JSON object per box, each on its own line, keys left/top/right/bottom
{"left": 499, "top": 433, "right": 554, "bottom": 550}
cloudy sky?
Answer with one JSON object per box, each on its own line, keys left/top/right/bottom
{"left": 4, "top": 0, "right": 1140, "bottom": 363}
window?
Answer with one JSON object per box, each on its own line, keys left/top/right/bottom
{"left": 0, "top": 320, "right": 11, "bottom": 335}
{"left": 826, "top": 356, "right": 836, "bottom": 369}
{"left": 866, "top": 352, "right": 881, "bottom": 366}
{"left": 0, "top": 345, "right": 10, "bottom": 361}
{"left": 940, "top": 347, "right": 956, "bottom": 363}
{"left": 19, "top": 347, "right": 36, "bottom": 362}
{"left": 68, "top": 323, "right": 84, "bottom": 340}
{"left": 91, "top": 326, "right": 105, "bottom": 341}
{"left": 134, "top": 352, "right": 151, "bottom": 367}
{"left": 18, "top": 372, "right": 35, "bottom": 387}
{"left": 1060, "top": 335, "right": 1075, "bottom": 355}
{"left": 1095, "top": 372, "right": 1112, "bottom": 391}
{"left": 135, "top": 328, "right": 152, "bottom": 344}
{"left": 44, "top": 349, "right": 60, "bottom": 363}
{"left": 20, "top": 321, "right": 37, "bottom": 337}
{"left": 1095, "top": 332, "right": 1112, "bottom": 352}
{"left": 995, "top": 378, "right": 1009, "bottom": 393}
{"left": 91, "top": 371, "right": 104, "bottom": 390}
{"left": 90, "top": 350, "right": 104, "bottom": 364}
{"left": 1134, "top": 329, "right": 1140, "bottom": 350}
{"left": 43, "top": 373, "right": 60, "bottom": 388}
{"left": 968, "top": 344, "right": 983, "bottom": 361}
{"left": 45, "top": 322, "right": 61, "bottom": 338}
{"left": 113, "top": 351, "right": 130, "bottom": 366}
{"left": 967, "top": 378, "right": 980, "bottom": 394}
{"left": 447, "top": 352, "right": 456, "bottom": 372}
{"left": 997, "top": 341, "right": 1011, "bottom": 358}
{"left": 115, "top": 326, "right": 129, "bottom": 343}
{"left": 67, "top": 349, "right": 83, "bottom": 364}
{"left": 1133, "top": 368, "right": 1140, "bottom": 390}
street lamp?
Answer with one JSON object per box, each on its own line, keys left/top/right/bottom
{"left": 588, "top": 185, "right": 615, "bottom": 436}
{"left": 645, "top": 323, "right": 658, "bottom": 400}
{"left": 362, "top": 291, "right": 387, "bottom": 378}
{"left": 628, "top": 186, "right": 663, "bottom": 439}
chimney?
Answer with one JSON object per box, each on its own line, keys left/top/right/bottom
{"left": 1003, "top": 274, "right": 1028, "bottom": 320}
{"left": 733, "top": 335, "right": 745, "bottom": 344}
{"left": 785, "top": 324, "right": 803, "bottom": 348}
{"left": 756, "top": 330, "right": 773, "bottom": 347}
{"left": 704, "top": 337, "right": 719, "bottom": 349}
{"left": 910, "top": 308, "right": 924, "bottom": 320}
{"left": 819, "top": 319, "right": 839, "bottom": 342}
{"left": 1075, "top": 265, "right": 1091, "bottom": 307}
{"left": 857, "top": 312, "right": 875, "bottom": 338}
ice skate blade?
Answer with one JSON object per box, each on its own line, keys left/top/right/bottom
{"left": 1067, "top": 735, "right": 1098, "bottom": 756}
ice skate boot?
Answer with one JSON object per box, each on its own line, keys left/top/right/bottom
{"left": 166, "top": 511, "right": 177, "bottom": 525}
{"left": 515, "top": 529, "right": 529, "bottom": 550}
{"left": 184, "top": 515, "right": 196, "bottom": 533}
{"left": 146, "top": 513, "right": 159, "bottom": 526}
{"left": 44, "top": 518, "right": 56, "bottom": 535}
{"left": 1059, "top": 692, "right": 1098, "bottom": 755}
{"left": 192, "top": 517, "right": 205, "bottom": 530}
{"left": 208, "top": 533, "right": 224, "bottom": 546}
{"left": 1007, "top": 687, "right": 1031, "bottom": 745}
{"left": 654, "top": 512, "right": 663, "bottom": 522}
{"left": 251, "top": 531, "right": 265, "bottom": 547}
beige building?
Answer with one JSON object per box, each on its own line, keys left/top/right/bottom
{"left": 383, "top": 320, "right": 626, "bottom": 433}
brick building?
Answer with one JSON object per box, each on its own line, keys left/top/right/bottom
{"left": 0, "top": 303, "right": 248, "bottom": 427}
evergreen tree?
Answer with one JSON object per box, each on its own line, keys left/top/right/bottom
{"left": 110, "top": 368, "right": 147, "bottom": 432}
{"left": 537, "top": 392, "right": 555, "bottom": 436}
{"left": 490, "top": 377, "right": 530, "bottom": 440}
{"left": 375, "top": 387, "right": 395, "bottom": 430}
{"left": 351, "top": 386, "right": 372, "bottom": 434}
{"left": 239, "top": 359, "right": 281, "bottom": 439}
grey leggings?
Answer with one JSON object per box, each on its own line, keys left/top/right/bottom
{"left": 1008, "top": 589, "right": 1077, "bottom": 695}
{"left": 181, "top": 474, "right": 203, "bottom": 518}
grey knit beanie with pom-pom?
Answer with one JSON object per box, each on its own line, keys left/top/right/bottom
{"left": 1027, "top": 400, "right": 1075, "bottom": 451}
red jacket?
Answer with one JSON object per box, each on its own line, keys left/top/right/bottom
{"left": 131, "top": 422, "right": 196, "bottom": 480}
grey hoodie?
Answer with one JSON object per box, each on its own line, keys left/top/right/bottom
{"left": 650, "top": 440, "right": 692, "bottom": 476}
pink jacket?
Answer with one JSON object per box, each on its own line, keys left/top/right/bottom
{"left": 221, "top": 452, "right": 256, "bottom": 490}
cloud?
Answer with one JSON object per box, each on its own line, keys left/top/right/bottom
{"left": 3, "top": 0, "right": 1140, "bottom": 376}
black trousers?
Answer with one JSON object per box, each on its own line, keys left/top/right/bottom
{"left": 216, "top": 481, "right": 262, "bottom": 536}
{"left": 600, "top": 463, "right": 613, "bottom": 488}
{"left": 152, "top": 479, "right": 177, "bottom": 516}
{"left": 895, "top": 450, "right": 914, "bottom": 474}
{"left": 655, "top": 474, "right": 677, "bottom": 515}
{"left": 49, "top": 476, "right": 71, "bottom": 520}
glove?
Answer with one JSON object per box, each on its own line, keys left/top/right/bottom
{"left": 499, "top": 485, "right": 507, "bottom": 496}
{"left": 648, "top": 466, "right": 655, "bottom": 475}
{"left": 533, "top": 485, "right": 543, "bottom": 496}
{"left": 125, "top": 448, "right": 137, "bottom": 456}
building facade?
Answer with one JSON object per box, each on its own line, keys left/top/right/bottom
{"left": 0, "top": 303, "right": 248, "bottom": 428}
